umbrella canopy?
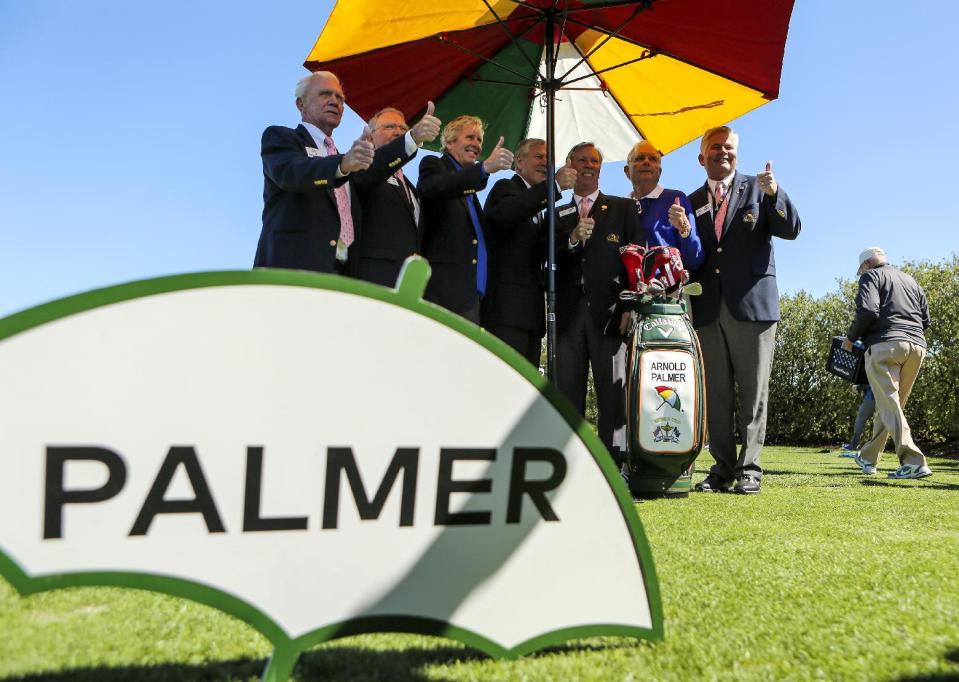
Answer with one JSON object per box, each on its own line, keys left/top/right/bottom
{"left": 304, "top": 0, "right": 795, "bottom": 161}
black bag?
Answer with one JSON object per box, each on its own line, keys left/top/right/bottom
{"left": 826, "top": 336, "right": 867, "bottom": 384}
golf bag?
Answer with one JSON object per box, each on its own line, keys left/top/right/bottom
{"left": 620, "top": 246, "right": 706, "bottom": 498}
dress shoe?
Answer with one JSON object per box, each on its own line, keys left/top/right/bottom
{"left": 694, "top": 474, "right": 732, "bottom": 493}
{"left": 733, "top": 474, "right": 761, "bottom": 495}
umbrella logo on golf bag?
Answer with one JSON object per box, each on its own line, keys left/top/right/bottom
{"left": 655, "top": 385, "right": 682, "bottom": 412}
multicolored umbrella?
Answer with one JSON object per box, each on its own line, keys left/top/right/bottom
{"left": 305, "top": 0, "right": 795, "bottom": 161}
{"left": 304, "top": 0, "right": 795, "bottom": 376}
{"left": 655, "top": 385, "right": 682, "bottom": 412}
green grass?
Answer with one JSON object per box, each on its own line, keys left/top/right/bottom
{"left": 2, "top": 446, "right": 958, "bottom": 681}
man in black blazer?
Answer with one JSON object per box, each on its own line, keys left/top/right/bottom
{"left": 351, "top": 104, "right": 441, "bottom": 288}
{"left": 555, "top": 142, "right": 642, "bottom": 467}
{"left": 687, "top": 126, "right": 801, "bottom": 495}
{"left": 482, "top": 138, "right": 577, "bottom": 366}
{"left": 417, "top": 116, "right": 514, "bottom": 323}
{"left": 255, "top": 71, "right": 378, "bottom": 274}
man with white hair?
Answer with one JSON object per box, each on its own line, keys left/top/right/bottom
{"left": 255, "top": 71, "right": 379, "bottom": 274}
{"left": 843, "top": 247, "right": 932, "bottom": 479}
{"left": 623, "top": 140, "right": 703, "bottom": 270}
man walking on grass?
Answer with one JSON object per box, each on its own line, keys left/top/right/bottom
{"left": 843, "top": 247, "right": 932, "bottom": 479}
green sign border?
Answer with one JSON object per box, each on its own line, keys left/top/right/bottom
{"left": 0, "top": 260, "right": 663, "bottom": 681}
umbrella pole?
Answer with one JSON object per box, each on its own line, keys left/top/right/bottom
{"left": 544, "top": 12, "right": 558, "bottom": 380}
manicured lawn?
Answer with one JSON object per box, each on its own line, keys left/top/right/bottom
{"left": 2, "top": 446, "right": 957, "bottom": 681}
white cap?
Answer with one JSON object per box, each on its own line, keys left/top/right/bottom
{"left": 858, "top": 246, "right": 885, "bottom": 266}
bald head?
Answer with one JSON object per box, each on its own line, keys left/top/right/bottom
{"left": 624, "top": 140, "right": 662, "bottom": 195}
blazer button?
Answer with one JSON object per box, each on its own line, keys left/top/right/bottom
{"left": 715, "top": 268, "right": 720, "bottom": 274}
{"left": 472, "top": 259, "right": 477, "bottom": 265}
{"left": 472, "top": 239, "right": 478, "bottom": 245}
{"left": 717, "top": 247, "right": 723, "bottom": 253}
{"left": 329, "top": 240, "right": 337, "bottom": 247}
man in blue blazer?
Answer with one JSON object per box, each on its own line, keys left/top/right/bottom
{"left": 687, "top": 126, "right": 801, "bottom": 495}
{"left": 417, "top": 116, "right": 514, "bottom": 322}
{"left": 255, "top": 71, "right": 406, "bottom": 275}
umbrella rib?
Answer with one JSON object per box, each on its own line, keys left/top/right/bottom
{"left": 479, "top": 0, "right": 544, "bottom": 79}
{"left": 562, "top": 0, "right": 655, "bottom": 14}
{"left": 561, "top": 49, "right": 654, "bottom": 87}
{"left": 432, "top": 34, "right": 538, "bottom": 86}
{"left": 556, "top": 5, "right": 647, "bottom": 83}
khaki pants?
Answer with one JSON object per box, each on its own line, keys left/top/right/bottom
{"left": 858, "top": 340, "right": 926, "bottom": 468}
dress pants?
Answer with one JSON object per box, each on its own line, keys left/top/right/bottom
{"left": 858, "top": 340, "right": 926, "bottom": 468}
{"left": 486, "top": 324, "right": 542, "bottom": 368}
{"left": 556, "top": 292, "right": 627, "bottom": 465}
{"left": 696, "top": 299, "right": 777, "bottom": 480}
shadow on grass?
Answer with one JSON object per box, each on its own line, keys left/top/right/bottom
{"left": 861, "top": 478, "right": 959, "bottom": 491}
{"left": 0, "top": 645, "right": 471, "bottom": 682}
{"left": 893, "top": 645, "right": 959, "bottom": 681}
{"left": 0, "top": 640, "right": 638, "bottom": 682}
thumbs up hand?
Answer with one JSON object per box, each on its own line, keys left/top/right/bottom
{"left": 757, "top": 160, "right": 777, "bottom": 197}
{"left": 667, "top": 195, "right": 692, "bottom": 237}
{"left": 483, "top": 136, "right": 514, "bottom": 174}
{"left": 555, "top": 162, "right": 577, "bottom": 190}
{"left": 340, "top": 127, "right": 375, "bottom": 173}
{"left": 410, "top": 100, "right": 441, "bottom": 145}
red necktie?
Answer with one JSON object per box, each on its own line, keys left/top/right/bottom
{"left": 323, "top": 136, "right": 354, "bottom": 247}
{"left": 713, "top": 183, "right": 728, "bottom": 242}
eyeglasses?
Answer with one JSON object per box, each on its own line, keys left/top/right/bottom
{"left": 376, "top": 123, "right": 409, "bottom": 133}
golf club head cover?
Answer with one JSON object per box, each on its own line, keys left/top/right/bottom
{"left": 619, "top": 244, "right": 647, "bottom": 292}
{"left": 642, "top": 246, "right": 689, "bottom": 296}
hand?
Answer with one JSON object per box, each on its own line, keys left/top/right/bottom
{"left": 757, "top": 160, "right": 778, "bottom": 197}
{"left": 667, "top": 196, "right": 692, "bottom": 238}
{"left": 841, "top": 337, "right": 853, "bottom": 352}
{"left": 340, "top": 126, "right": 375, "bottom": 173}
{"left": 555, "top": 163, "right": 577, "bottom": 190}
{"left": 572, "top": 216, "right": 594, "bottom": 243}
{"left": 482, "top": 136, "right": 514, "bottom": 174}
{"left": 410, "top": 101, "right": 441, "bottom": 145}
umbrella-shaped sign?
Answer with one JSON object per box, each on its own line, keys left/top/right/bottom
{"left": 304, "top": 0, "right": 795, "bottom": 376}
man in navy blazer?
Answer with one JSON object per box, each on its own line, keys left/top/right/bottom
{"left": 555, "top": 142, "right": 642, "bottom": 468}
{"left": 482, "top": 138, "right": 577, "bottom": 366}
{"left": 255, "top": 71, "right": 383, "bottom": 274}
{"left": 351, "top": 104, "right": 440, "bottom": 288}
{"left": 417, "top": 115, "right": 514, "bottom": 322}
{"left": 687, "top": 126, "right": 801, "bottom": 495}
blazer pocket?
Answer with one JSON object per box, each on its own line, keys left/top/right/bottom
{"left": 740, "top": 203, "right": 761, "bottom": 225}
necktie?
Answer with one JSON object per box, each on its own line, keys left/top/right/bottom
{"left": 713, "top": 182, "right": 728, "bottom": 242}
{"left": 580, "top": 195, "right": 593, "bottom": 219}
{"left": 323, "top": 136, "right": 354, "bottom": 247}
{"left": 395, "top": 168, "right": 413, "bottom": 209}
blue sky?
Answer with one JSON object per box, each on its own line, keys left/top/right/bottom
{"left": 2, "top": 0, "right": 957, "bottom": 317}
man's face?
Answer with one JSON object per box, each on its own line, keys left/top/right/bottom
{"left": 446, "top": 125, "right": 484, "bottom": 166}
{"left": 371, "top": 110, "right": 409, "bottom": 148}
{"left": 698, "top": 131, "right": 738, "bottom": 180}
{"left": 569, "top": 146, "right": 601, "bottom": 195}
{"left": 515, "top": 142, "right": 548, "bottom": 185}
{"left": 296, "top": 75, "right": 345, "bottom": 135}
{"left": 625, "top": 144, "right": 662, "bottom": 191}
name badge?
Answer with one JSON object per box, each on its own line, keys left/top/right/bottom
{"left": 305, "top": 147, "right": 322, "bottom": 158}
{"left": 695, "top": 204, "right": 710, "bottom": 218}
{"left": 559, "top": 206, "right": 577, "bottom": 218}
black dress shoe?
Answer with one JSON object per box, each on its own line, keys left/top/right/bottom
{"left": 694, "top": 474, "right": 732, "bottom": 493}
{"left": 733, "top": 474, "right": 761, "bottom": 495}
